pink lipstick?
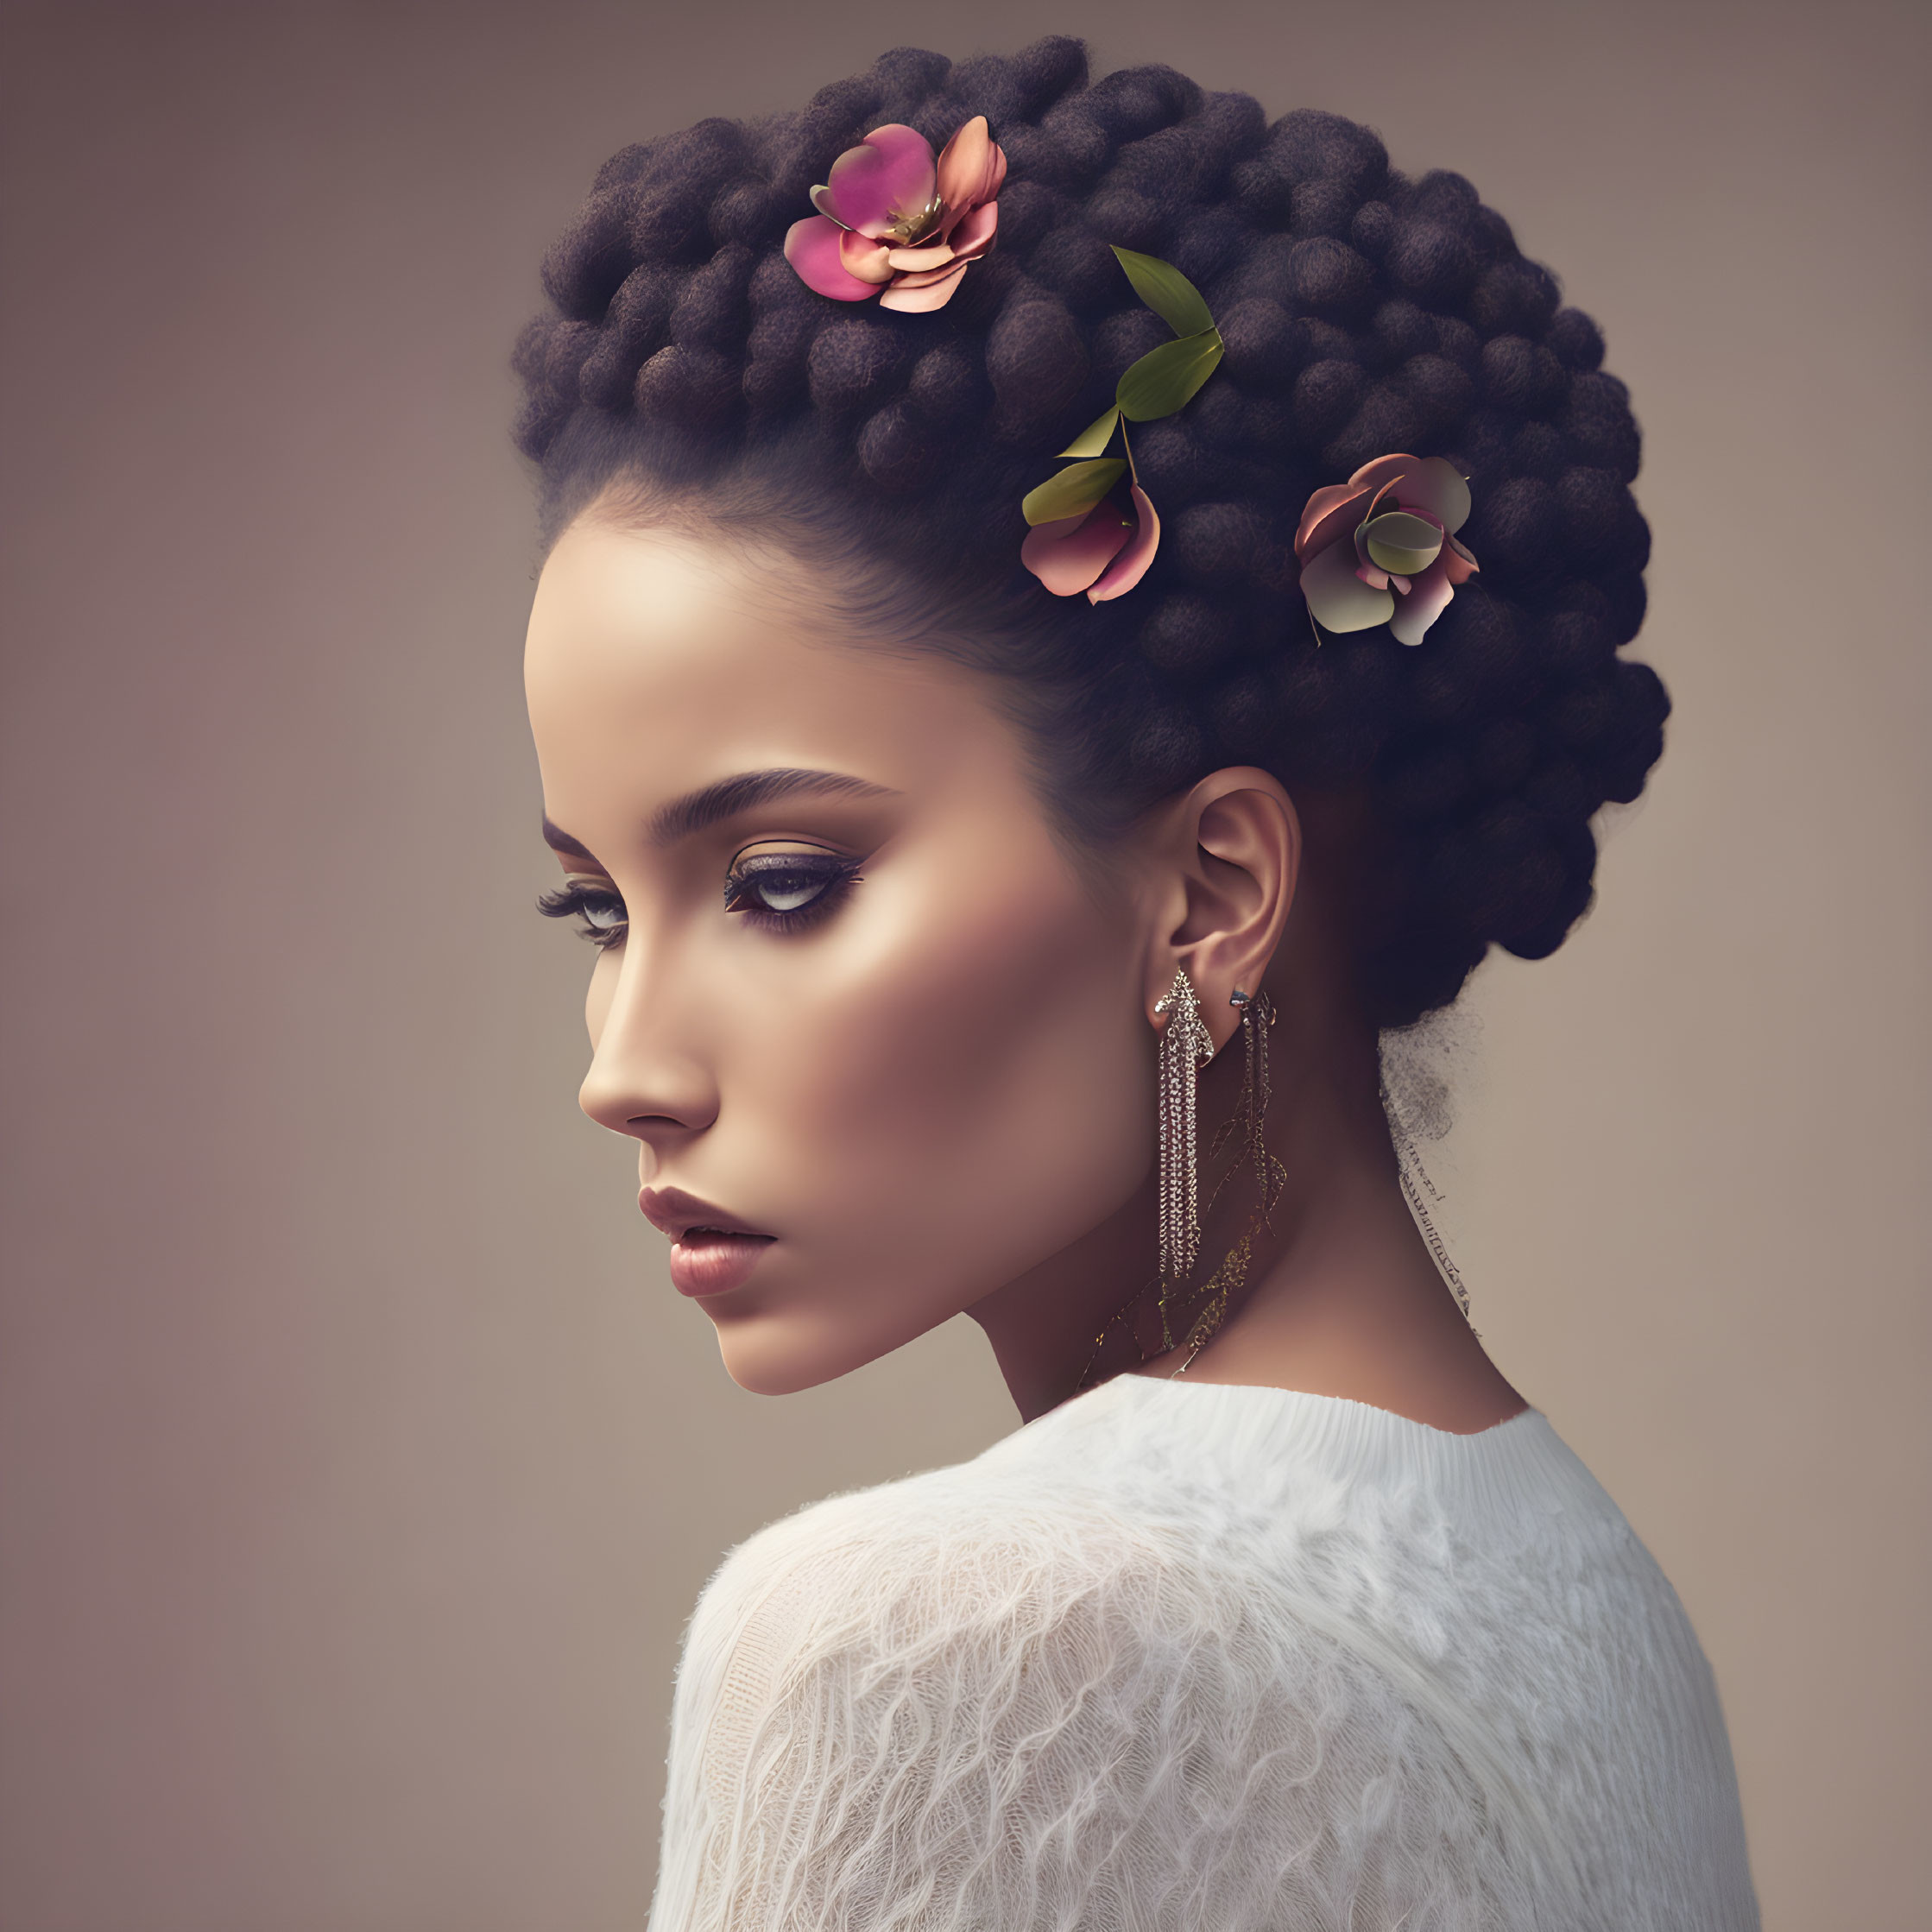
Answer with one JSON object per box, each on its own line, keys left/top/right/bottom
{"left": 666, "top": 1232, "right": 773, "bottom": 1297}
{"left": 640, "top": 1187, "right": 776, "bottom": 1298}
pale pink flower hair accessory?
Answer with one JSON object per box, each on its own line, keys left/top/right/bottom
{"left": 1294, "top": 454, "right": 1479, "bottom": 647}
{"left": 783, "top": 116, "right": 1006, "bottom": 313}
{"left": 1018, "top": 248, "right": 1224, "bottom": 604}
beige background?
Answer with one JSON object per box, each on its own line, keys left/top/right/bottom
{"left": 2, "top": 1, "right": 1925, "bottom": 1926}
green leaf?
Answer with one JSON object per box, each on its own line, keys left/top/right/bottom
{"left": 1058, "top": 407, "right": 1121, "bottom": 460}
{"left": 1115, "top": 329, "right": 1224, "bottom": 422}
{"left": 1021, "top": 458, "right": 1127, "bottom": 527}
{"left": 1111, "top": 246, "right": 1215, "bottom": 338}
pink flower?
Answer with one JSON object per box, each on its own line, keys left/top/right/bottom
{"left": 1295, "top": 453, "right": 1479, "bottom": 646}
{"left": 1020, "top": 484, "right": 1161, "bottom": 603}
{"left": 783, "top": 116, "right": 1006, "bottom": 313}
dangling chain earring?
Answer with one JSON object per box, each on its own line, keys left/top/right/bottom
{"left": 1075, "top": 977, "right": 1285, "bottom": 1393}
{"left": 1222, "top": 988, "right": 1273, "bottom": 1209}
{"left": 1152, "top": 967, "right": 1214, "bottom": 1285}
{"left": 1163, "top": 988, "right": 1285, "bottom": 1371}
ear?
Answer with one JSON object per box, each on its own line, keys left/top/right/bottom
{"left": 1142, "top": 767, "right": 1300, "bottom": 1053}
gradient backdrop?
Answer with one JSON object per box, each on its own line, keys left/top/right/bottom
{"left": 3, "top": 2, "right": 1926, "bottom": 1927}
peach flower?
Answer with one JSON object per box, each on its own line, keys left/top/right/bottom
{"left": 1295, "top": 454, "right": 1479, "bottom": 646}
{"left": 1020, "top": 485, "right": 1161, "bottom": 603}
{"left": 783, "top": 116, "right": 1006, "bottom": 313}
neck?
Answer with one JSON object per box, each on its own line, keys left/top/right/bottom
{"left": 969, "top": 971, "right": 1524, "bottom": 1434}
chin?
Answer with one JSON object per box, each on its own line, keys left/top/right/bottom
{"left": 717, "top": 1343, "right": 831, "bottom": 1398}
{"left": 709, "top": 1300, "right": 919, "bottom": 1396}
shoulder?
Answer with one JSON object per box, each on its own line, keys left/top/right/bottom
{"left": 663, "top": 1407, "right": 1344, "bottom": 1780}
{"left": 683, "top": 1437, "right": 1178, "bottom": 1674}
{"left": 669, "top": 1427, "right": 1320, "bottom": 1787}
{"left": 650, "top": 1406, "right": 1566, "bottom": 1929}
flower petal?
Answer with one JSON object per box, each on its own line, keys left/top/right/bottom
{"left": 1302, "top": 535, "right": 1397, "bottom": 632}
{"left": 983, "top": 139, "right": 1008, "bottom": 204}
{"left": 1295, "top": 483, "right": 1370, "bottom": 559}
{"left": 1088, "top": 485, "right": 1161, "bottom": 602}
{"left": 936, "top": 115, "right": 997, "bottom": 212}
{"left": 839, "top": 230, "right": 896, "bottom": 283}
{"left": 820, "top": 123, "right": 938, "bottom": 238}
{"left": 1346, "top": 452, "right": 1422, "bottom": 496}
{"left": 878, "top": 260, "right": 970, "bottom": 312}
{"left": 944, "top": 198, "right": 998, "bottom": 262}
{"left": 881, "top": 260, "right": 959, "bottom": 289}
{"left": 1392, "top": 457, "right": 1472, "bottom": 534}
{"left": 785, "top": 215, "right": 882, "bottom": 300}
{"left": 884, "top": 241, "right": 956, "bottom": 273}
{"left": 1389, "top": 552, "right": 1457, "bottom": 646}
{"left": 1443, "top": 537, "right": 1480, "bottom": 585}
{"left": 1022, "top": 503, "right": 1132, "bottom": 596}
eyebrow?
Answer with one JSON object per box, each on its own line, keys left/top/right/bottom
{"left": 651, "top": 767, "right": 899, "bottom": 843}
{"left": 541, "top": 767, "right": 899, "bottom": 861}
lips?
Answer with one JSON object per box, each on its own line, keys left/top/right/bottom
{"left": 640, "top": 1186, "right": 776, "bottom": 1298}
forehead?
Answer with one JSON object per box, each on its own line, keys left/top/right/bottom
{"left": 523, "top": 517, "right": 1032, "bottom": 826}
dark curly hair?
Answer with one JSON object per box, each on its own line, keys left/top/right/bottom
{"left": 513, "top": 37, "right": 1665, "bottom": 1026}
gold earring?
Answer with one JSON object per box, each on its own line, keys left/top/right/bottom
{"left": 1163, "top": 988, "right": 1285, "bottom": 1373}
{"left": 1152, "top": 967, "right": 1214, "bottom": 1286}
{"left": 1230, "top": 988, "right": 1275, "bottom": 1215}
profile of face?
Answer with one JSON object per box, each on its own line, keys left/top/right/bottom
{"left": 523, "top": 508, "right": 1291, "bottom": 1395}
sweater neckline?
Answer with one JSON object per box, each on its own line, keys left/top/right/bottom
{"left": 1116, "top": 1368, "right": 1532, "bottom": 1439}
{"left": 1032, "top": 1369, "right": 1605, "bottom": 1533}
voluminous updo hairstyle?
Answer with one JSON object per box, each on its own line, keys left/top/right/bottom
{"left": 514, "top": 37, "right": 1665, "bottom": 1026}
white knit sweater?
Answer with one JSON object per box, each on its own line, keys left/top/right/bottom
{"left": 647, "top": 1373, "right": 1758, "bottom": 1930}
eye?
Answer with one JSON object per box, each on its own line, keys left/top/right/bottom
{"left": 723, "top": 845, "right": 862, "bottom": 931}
{"left": 535, "top": 873, "right": 628, "bottom": 949}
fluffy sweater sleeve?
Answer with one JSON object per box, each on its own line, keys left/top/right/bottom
{"left": 643, "top": 1378, "right": 1758, "bottom": 1932}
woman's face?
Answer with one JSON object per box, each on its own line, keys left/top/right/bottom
{"left": 523, "top": 511, "right": 1160, "bottom": 1393}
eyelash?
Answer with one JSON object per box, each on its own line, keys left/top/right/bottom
{"left": 535, "top": 877, "right": 629, "bottom": 950}
{"left": 534, "top": 854, "right": 863, "bottom": 949}
{"left": 723, "top": 851, "right": 863, "bottom": 932}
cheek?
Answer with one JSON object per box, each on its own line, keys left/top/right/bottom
{"left": 742, "top": 849, "right": 1153, "bottom": 1266}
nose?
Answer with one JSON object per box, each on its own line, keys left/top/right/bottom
{"left": 575, "top": 938, "right": 718, "bottom": 1152}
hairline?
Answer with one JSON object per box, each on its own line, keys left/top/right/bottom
{"left": 546, "top": 454, "right": 1172, "bottom": 893}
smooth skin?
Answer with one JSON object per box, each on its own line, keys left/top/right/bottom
{"left": 523, "top": 506, "right": 1525, "bottom": 1432}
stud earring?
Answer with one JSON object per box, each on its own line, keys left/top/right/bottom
{"left": 1152, "top": 967, "right": 1214, "bottom": 1285}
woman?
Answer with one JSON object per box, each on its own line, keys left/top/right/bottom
{"left": 516, "top": 38, "right": 1758, "bottom": 1929}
